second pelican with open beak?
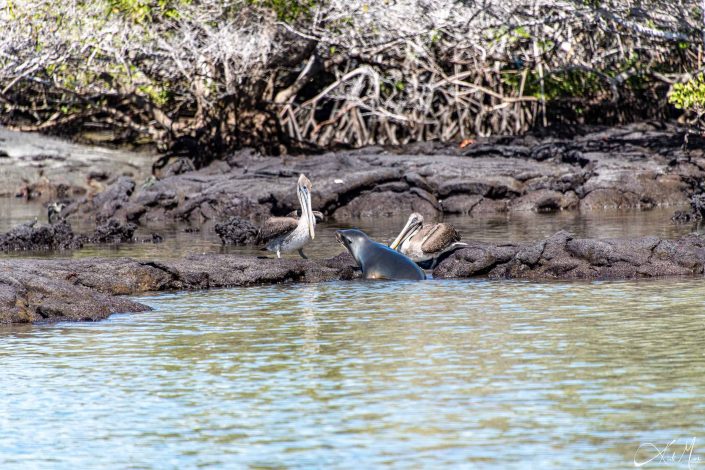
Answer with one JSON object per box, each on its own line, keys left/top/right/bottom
{"left": 389, "top": 213, "right": 467, "bottom": 269}
{"left": 257, "top": 174, "right": 317, "bottom": 258}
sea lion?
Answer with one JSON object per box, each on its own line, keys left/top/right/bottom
{"left": 335, "top": 229, "right": 426, "bottom": 280}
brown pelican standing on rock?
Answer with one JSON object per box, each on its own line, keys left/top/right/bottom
{"left": 257, "top": 174, "right": 316, "bottom": 259}
{"left": 389, "top": 213, "right": 467, "bottom": 269}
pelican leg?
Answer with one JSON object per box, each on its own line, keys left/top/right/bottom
{"left": 298, "top": 249, "right": 308, "bottom": 259}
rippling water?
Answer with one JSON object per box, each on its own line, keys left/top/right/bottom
{"left": 2, "top": 279, "right": 705, "bottom": 468}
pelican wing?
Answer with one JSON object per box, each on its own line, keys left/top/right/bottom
{"left": 257, "top": 217, "right": 298, "bottom": 244}
{"left": 420, "top": 224, "right": 461, "bottom": 253}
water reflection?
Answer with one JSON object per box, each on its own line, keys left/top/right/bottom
{"left": 0, "top": 201, "right": 701, "bottom": 261}
{"left": 1, "top": 279, "right": 705, "bottom": 467}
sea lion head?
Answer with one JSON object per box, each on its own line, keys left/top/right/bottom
{"left": 335, "top": 229, "right": 370, "bottom": 264}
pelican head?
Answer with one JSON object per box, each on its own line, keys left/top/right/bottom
{"left": 389, "top": 212, "right": 424, "bottom": 250}
{"left": 297, "top": 174, "right": 315, "bottom": 239}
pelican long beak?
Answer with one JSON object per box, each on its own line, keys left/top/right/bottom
{"left": 389, "top": 217, "right": 421, "bottom": 250}
{"left": 301, "top": 188, "right": 315, "bottom": 240}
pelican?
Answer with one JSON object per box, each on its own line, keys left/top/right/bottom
{"left": 389, "top": 213, "right": 467, "bottom": 268}
{"left": 286, "top": 209, "right": 326, "bottom": 223}
{"left": 257, "top": 174, "right": 317, "bottom": 258}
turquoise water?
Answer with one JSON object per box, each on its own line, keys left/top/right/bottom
{"left": 2, "top": 279, "right": 705, "bottom": 468}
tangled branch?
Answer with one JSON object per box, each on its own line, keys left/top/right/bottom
{"left": 0, "top": 0, "right": 702, "bottom": 159}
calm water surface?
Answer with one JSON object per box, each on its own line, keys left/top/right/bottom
{"left": 0, "top": 195, "right": 702, "bottom": 260}
{"left": 2, "top": 279, "right": 705, "bottom": 468}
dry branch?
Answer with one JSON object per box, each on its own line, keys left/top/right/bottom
{"left": 0, "top": 0, "right": 702, "bottom": 158}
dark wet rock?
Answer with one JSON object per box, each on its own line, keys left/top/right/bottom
{"left": 672, "top": 210, "right": 696, "bottom": 224}
{"left": 434, "top": 231, "right": 705, "bottom": 280}
{"left": 440, "top": 194, "right": 483, "bottom": 214}
{"left": 467, "top": 198, "right": 509, "bottom": 214}
{"left": 0, "top": 254, "right": 360, "bottom": 324}
{"left": 215, "top": 217, "right": 259, "bottom": 245}
{"left": 63, "top": 176, "right": 138, "bottom": 222}
{"left": 90, "top": 219, "right": 137, "bottom": 243}
{"left": 154, "top": 156, "right": 196, "bottom": 178}
{"left": 64, "top": 122, "right": 700, "bottom": 223}
{"left": 91, "top": 176, "right": 136, "bottom": 222}
{"left": 0, "top": 220, "right": 83, "bottom": 251}
{"left": 0, "top": 218, "right": 145, "bottom": 251}
{"left": 0, "top": 268, "right": 151, "bottom": 324}
{"left": 672, "top": 194, "right": 705, "bottom": 224}
{"left": 332, "top": 188, "right": 440, "bottom": 218}
{"left": 6, "top": 228, "right": 705, "bottom": 324}
{"left": 689, "top": 193, "right": 705, "bottom": 215}
{"left": 404, "top": 172, "right": 435, "bottom": 193}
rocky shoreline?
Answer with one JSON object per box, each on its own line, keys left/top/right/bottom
{"left": 60, "top": 122, "right": 703, "bottom": 225}
{"left": 3, "top": 121, "right": 705, "bottom": 324}
{"left": 434, "top": 231, "right": 705, "bottom": 280}
{"left": 0, "top": 126, "right": 152, "bottom": 201}
{"left": 0, "top": 252, "right": 359, "bottom": 324}
{"left": 4, "top": 230, "right": 705, "bottom": 324}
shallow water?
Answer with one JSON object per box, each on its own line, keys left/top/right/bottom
{"left": 2, "top": 279, "right": 705, "bottom": 468}
{"left": 2, "top": 199, "right": 705, "bottom": 467}
{"left": 0, "top": 195, "right": 701, "bottom": 260}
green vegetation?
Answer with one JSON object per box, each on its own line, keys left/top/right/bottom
{"left": 502, "top": 69, "right": 605, "bottom": 100}
{"left": 107, "top": 0, "right": 190, "bottom": 23}
{"left": 246, "top": 0, "right": 317, "bottom": 22}
{"left": 669, "top": 74, "right": 705, "bottom": 116}
{"left": 107, "top": 0, "right": 315, "bottom": 24}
